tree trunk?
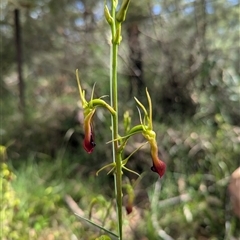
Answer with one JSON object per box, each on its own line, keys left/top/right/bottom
{"left": 127, "top": 22, "right": 144, "bottom": 97}
{"left": 14, "top": 9, "right": 25, "bottom": 113}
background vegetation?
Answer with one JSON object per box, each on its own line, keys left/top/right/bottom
{"left": 1, "top": 0, "right": 240, "bottom": 239}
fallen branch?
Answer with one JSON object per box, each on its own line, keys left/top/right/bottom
{"left": 158, "top": 193, "right": 191, "bottom": 208}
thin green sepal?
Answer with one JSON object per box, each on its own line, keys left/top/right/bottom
{"left": 74, "top": 213, "right": 119, "bottom": 239}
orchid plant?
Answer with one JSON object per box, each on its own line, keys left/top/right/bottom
{"left": 75, "top": 1, "right": 166, "bottom": 239}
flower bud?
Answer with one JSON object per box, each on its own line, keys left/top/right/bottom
{"left": 104, "top": 5, "right": 113, "bottom": 25}
{"left": 116, "top": 0, "right": 130, "bottom": 23}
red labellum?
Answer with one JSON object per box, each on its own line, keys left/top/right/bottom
{"left": 83, "top": 125, "right": 96, "bottom": 153}
{"left": 125, "top": 205, "right": 133, "bottom": 215}
{"left": 151, "top": 158, "right": 166, "bottom": 178}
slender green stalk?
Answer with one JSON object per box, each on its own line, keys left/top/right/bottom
{"left": 110, "top": 1, "right": 123, "bottom": 239}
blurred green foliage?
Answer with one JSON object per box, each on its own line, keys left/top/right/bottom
{"left": 1, "top": 163, "right": 21, "bottom": 240}
{"left": 1, "top": 0, "right": 240, "bottom": 239}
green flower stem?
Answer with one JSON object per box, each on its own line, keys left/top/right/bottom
{"left": 91, "top": 99, "right": 116, "bottom": 116}
{"left": 118, "top": 125, "right": 145, "bottom": 152}
{"left": 110, "top": 1, "right": 122, "bottom": 239}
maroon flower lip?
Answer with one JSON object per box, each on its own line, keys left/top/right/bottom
{"left": 83, "top": 132, "right": 96, "bottom": 153}
{"left": 150, "top": 141, "right": 166, "bottom": 178}
{"left": 83, "top": 123, "right": 96, "bottom": 153}
{"left": 125, "top": 205, "right": 133, "bottom": 215}
{"left": 151, "top": 158, "right": 166, "bottom": 178}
